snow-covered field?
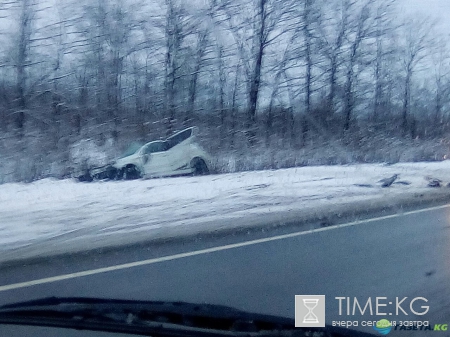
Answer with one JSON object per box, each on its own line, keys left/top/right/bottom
{"left": 1, "top": 161, "right": 450, "bottom": 263}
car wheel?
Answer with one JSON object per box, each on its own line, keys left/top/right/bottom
{"left": 78, "top": 171, "right": 93, "bottom": 182}
{"left": 106, "top": 166, "right": 118, "bottom": 180}
{"left": 93, "top": 172, "right": 107, "bottom": 180}
{"left": 115, "top": 168, "right": 123, "bottom": 180}
{"left": 191, "top": 158, "right": 209, "bottom": 175}
{"left": 122, "top": 165, "right": 141, "bottom": 180}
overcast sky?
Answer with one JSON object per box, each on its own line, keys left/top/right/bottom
{"left": 1, "top": 0, "right": 449, "bottom": 54}
{"left": 401, "top": 0, "right": 450, "bottom": 33}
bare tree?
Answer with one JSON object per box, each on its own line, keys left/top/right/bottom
{"left": 218, "top": 0, "right": 295, "bottom": 143}
{"left": 247, "top": 0, "right": 266, "bottom": 129}
{"left": 247, "top": 0, "right": 293, "bottom": 136}
{"left": 372, "top": 0, "right": 396, "bottom": 121}
{"left": 342, "top": 0, "right": 375, "bottom": 131}
{"left": 300, "top": 0, "right": 319, "bottom": 119}
{"left": 400, "top": 17, "right": 434, "bottom": 136}
{"left": 317, "top": 0, "right": 353, "bottom": 116}
{"left": 72, "top": 0, "right": 144, "bottom": 140}
{"left": 186, "top": 29, "right": 210, "bottom": 125}
{"left": 14, "top": 0, "right": 35, "bottom": 135}
{"left": 431, "top": 41, "right": 450, "bottom": 127}
{"left": 163, "top": 0, "right": 188, "bottom": 134}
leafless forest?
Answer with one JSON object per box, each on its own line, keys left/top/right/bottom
{"left": 0, "top": 0, "right": 449, "bottom": 182}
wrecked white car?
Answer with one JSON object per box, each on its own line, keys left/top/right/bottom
{"left": 82, "top": 127, "right": 211, "bottom": 181}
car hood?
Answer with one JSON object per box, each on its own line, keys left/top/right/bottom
{"left": 113, "top": 153, "right": 140, "bottom": 168}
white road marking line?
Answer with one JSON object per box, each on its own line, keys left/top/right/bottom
{"left": 1, "top": 203, "right": 449, "bottom": 292}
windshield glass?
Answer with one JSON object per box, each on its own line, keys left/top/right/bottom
{"left": 0, "top": 0, "right": 449, "bottom": 336}
{"left": 118, "top": 142, "right": 145, "bottom": 158}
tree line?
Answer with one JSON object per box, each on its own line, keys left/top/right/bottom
{"left": 0, "top": 0, "right": 448, "bottom": 182}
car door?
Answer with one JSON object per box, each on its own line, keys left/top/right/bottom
{"left": 141, "top": 141, "right": 171, "bottom": 176}
{"left": 164, "top": 128, "right": 195, "bottom": 172}
{"left": 165, "top": 139, "right": 192, "bottom": 172}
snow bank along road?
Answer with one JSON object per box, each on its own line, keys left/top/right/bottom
{"left": 1, "top": 161, "right": 450, "bottom": 264}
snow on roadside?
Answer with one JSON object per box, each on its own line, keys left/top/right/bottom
{"left": 1, "top": 161, "right": 450, "bottom": 261}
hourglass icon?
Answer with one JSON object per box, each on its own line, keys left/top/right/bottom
{"left": 302, "top": 298, "right": 319, "bottom": 323}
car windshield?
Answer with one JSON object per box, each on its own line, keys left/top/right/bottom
{"left": 1, "top": 0, "right": 450, "bottom": 336}
{"left": 119, "top": 142, "right": 145, "bottom": 158}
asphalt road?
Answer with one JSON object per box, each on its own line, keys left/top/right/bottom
{"left": 1, "top": 205, "right": 450, "bottom": 336}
